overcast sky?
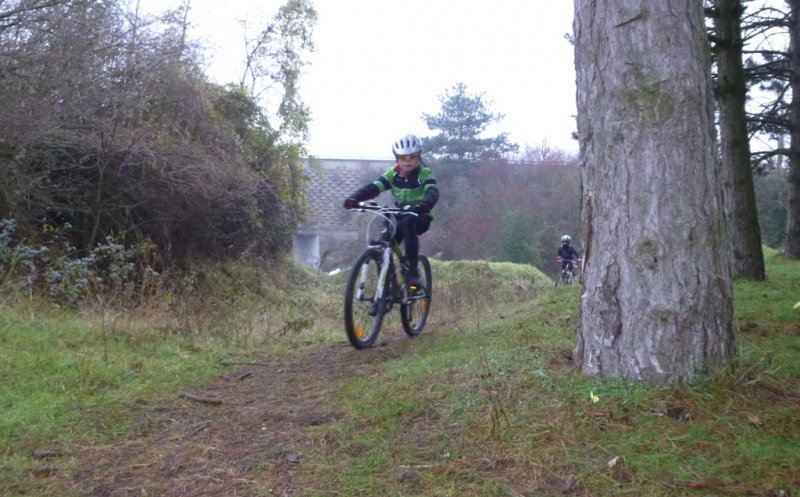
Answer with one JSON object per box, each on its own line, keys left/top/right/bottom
{"left": 152, "top": 1, "right": 578, "bottom": 159}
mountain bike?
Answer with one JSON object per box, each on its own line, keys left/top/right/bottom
{"left": 344, "top": 202, "right": 432, "bottom": 349}
{"left": 555, "top": 257, "right": 581, "bottom": 287}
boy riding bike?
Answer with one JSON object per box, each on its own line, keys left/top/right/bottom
{"left": 557, "top": 235, "right": 580, "bottom": 272}
{"left": 343, "top": 134, "right": 439, "bottom": 286}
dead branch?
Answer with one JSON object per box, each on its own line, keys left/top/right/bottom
{"left": 179, "top": 392, "right": 223, "bottom": 405}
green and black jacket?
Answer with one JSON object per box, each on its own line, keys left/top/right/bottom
{"left": 352, "top": 163, "right": 439, "bottom": 219}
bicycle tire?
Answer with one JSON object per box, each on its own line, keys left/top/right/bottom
{"left": 401, "top": 255, "right": 432, "bottom": 336}
{"left": 344, "top": 249, "right": 386, "bottom": 349}
{"left": 555, "top": 271, "right": 564, "bottom": 288}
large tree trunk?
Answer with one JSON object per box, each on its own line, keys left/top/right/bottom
{"left": 573, "top": 0, "right": 735, "bottom": 385}
{"left": 785, "top": 0, "right": 800, "bottom": 258}
{"left": 715, "top": 0, "right": 765, "bottom": 279}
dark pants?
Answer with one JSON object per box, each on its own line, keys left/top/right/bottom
{"left": 394, "top": 215, "right": 431, "bottom": 262}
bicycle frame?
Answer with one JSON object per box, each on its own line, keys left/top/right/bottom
{"left": 371, "top": 241, "right": 393, "bottom": 302}
{"left": 555, "top": 257, "right": 581, "bottom": 287}
{"left": 362, "top": 205, "right": 404, "bottom": 298}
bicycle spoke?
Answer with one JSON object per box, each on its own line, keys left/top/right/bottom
{"left": 344, "top": 250, "right": 385, "bottom": 348}
{"left": 401, "top": 255, "right": 432, "bottom": 336}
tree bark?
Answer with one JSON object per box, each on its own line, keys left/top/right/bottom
{"left": 715, "top": 0, "right": 765, "bottom": 279}
{"left": 573, "top": 0, "right": 735, "bottom": 385}
{"left": 785, "top": 0, "right": 800, "bottom": 258}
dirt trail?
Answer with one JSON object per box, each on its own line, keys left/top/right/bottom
{"left": 70, "top": 334, "right": 414, "bottom": 497}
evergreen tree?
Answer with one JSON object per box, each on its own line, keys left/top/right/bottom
{"left": 421, "top": 83, "right": 518, "bottom": 162}
{"left": 573, "top": 0, "right": 734, "bottom": 385}
{"left": 710, "top": 0, "right": 765, "bottom": 280}
{"left": 784, "top": 0, "right": 800, "bottom": 257}
{"left": 738, "top": 0, "right": 799, "bottom": 258}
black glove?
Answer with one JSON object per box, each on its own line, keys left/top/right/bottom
{"left": 411, "top": 201, "right": 432, "bottom": 215}
{"left": 343, "top": 197, "right": 357, "bottom": 209}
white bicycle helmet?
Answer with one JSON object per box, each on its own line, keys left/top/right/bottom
{"left": 392, "top": 134, "right": 422, "bottom": 156}
{"left": 561, "top": 235, "right": 571, "bottom": 243}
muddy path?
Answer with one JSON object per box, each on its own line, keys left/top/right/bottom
{"left": 66, "top": 332, "right": 419, "bottom": 497}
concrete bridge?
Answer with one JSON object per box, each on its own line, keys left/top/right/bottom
{"left": 293, "top": 157, "right": 395, "bottom": 271}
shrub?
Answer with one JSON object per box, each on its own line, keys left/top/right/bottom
{"left": 0, "top": 219, "right": 158, "bottom": 306}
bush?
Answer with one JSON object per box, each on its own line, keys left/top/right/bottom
{"left": 0, "top": 219, "right": 157, "bottom": 306}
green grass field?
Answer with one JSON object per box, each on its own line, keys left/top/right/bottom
{"left": 1, "top": 251, "right": 798, "bottom": 496}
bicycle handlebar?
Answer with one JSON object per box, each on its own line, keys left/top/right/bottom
{"left": 351, "top": 201, "right": 419, "bottom": 217}
{"left": 349, "top": 201, "right": 417, "bottom": 245}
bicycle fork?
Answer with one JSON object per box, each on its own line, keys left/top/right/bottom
{"left": 377, "top": 248, "right": 391, "bottom": 301}
{"left": 356, "top": 248, "right": 392, "bottom": 304}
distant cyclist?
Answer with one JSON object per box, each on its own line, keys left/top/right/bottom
{"left": 557, "top": 235, "right": 580, "bottom": 272}
{"left": 343, "top": 134, "right": 440, "bottom": 287}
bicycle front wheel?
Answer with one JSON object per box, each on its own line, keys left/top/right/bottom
{"left": 401, "top": 255, "right": 432, "bottom": 336}
{"left": 344, "top": 249, "right": 386, "bottom": 349}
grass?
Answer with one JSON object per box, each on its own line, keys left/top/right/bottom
{"left": 1, "top": 251, "right": 799, "bottom": 496}
{"left": 0, "top": 257, "right": 345, "bottom": 491}
{"left": 0, "top": 306, "right": 224, "bottom": 449}
{"left": 295, "top": 250, "right": 800, "bottom": 496}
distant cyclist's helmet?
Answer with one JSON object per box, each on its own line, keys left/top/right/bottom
{"left": 561, "top": 235, "right": 571, "bottom": 244}
{"left": 392, "top": 134, "right": 422, "bottom": 156}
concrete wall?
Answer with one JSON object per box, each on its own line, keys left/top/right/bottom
{"left": 293, "top": 158, "right": 395, "bottom": 271}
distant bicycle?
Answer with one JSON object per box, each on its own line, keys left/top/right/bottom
{"left": 555, "top": 256, "right": 581, "bottom": 287}
{"left": 343, "top": 202, "right": 432, "bottom": 349}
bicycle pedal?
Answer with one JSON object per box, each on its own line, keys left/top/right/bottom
{"left": 407, "top": 285, "right": 424, "bottom": 297}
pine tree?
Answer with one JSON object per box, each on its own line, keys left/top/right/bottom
{"left": 421, "top": 83, "right": 518, "bottom": 162}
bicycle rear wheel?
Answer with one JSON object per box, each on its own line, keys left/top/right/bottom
{"left": 344, "top": 249, "right": 386, "bottom": 349}
{"left": 401, "top": 255, "right": 432, "bottom": 336}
